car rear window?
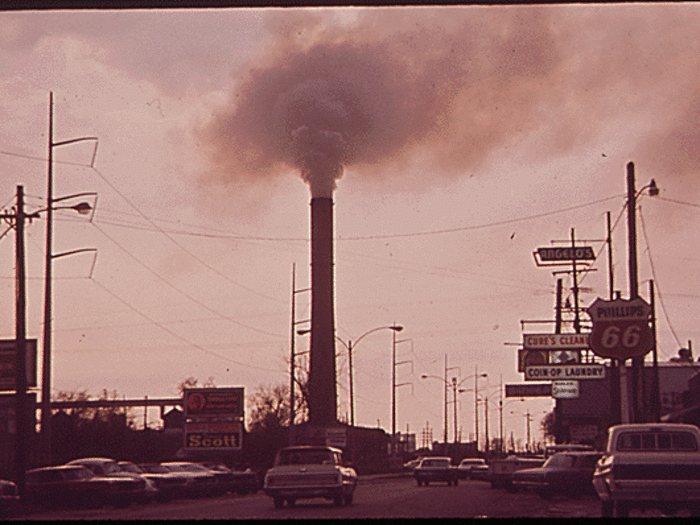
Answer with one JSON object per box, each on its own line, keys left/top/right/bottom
{"left": 277, "top": 449, "right": 339, "bottom": 466}
{"left": 617, "top": 431, "right": 698, "bottom": 451}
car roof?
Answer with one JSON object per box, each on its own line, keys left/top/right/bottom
{"left": 28, "top": 465, "right": 91, "bottom": 472}
{"left": 278, "top": 446, "right": 343, "bottom": 453}
{"left": 68, "top": 457, "right": 117, "bottom": 463}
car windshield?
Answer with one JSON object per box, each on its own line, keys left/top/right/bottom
{"left": 181, "top": 464, "right": 210, "bottom": 473}
{"left": 140, "top": 464, "right": 169, "bottom": 474}
{"left": 460, "top": 459, "right": 484, "bottom": 466}
{"left": 277, "top": 449, "right": 338, "bottom": 466}
{"left": 63, "top": 467, "right": 95, "bottom": 481}
{"left": 119, "top": 463, "right": 142, "bottom": 474}
{"left": 422, "top": 459, "right": 450, "bottom": 468}
{"left": 543, "top": 454, "right": 575, "bottom": 469}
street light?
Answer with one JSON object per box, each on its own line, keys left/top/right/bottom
{"left": 298, "top": 324, "right": 403, "bottom": 428}
{"left": 626, "top": 162, "right": 659, "bottom": 424}
{"left": 423, "top": 368, "right": 487, "bottom": 446}
{"left": 42, "top": 92, "right": 98, "bottom": 463}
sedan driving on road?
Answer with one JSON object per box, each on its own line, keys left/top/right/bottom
{"left": 414, "top": 457, "right": 460, "bottom": 486}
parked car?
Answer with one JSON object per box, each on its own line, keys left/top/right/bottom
{"left": 67, "top": 457, "right": 157, "bottom": 503}
{"left": 120, "top": 461, "right": 191, "bottom": 501}
{"left": 512, "top": 451, "right": 603, "bottom": 499}
{"left": 487, "top": 455, "right": 545, "bottom": 492}
{"left": 593, "top": 423, "right": 700, "bottom": 517}
{"left": 403, "top": 459, "right": 422, "bottom": 472}
{"left": 264, "top": 445, "right": 357, "bottom": 508}
{"left": 25, "top": 465, "right": 144, "bottom": 509}
{"left": 544, "top": 444, "right": 594, "bottom": 459}
{"left": 0, "top": 479, "right": 19, "bottom": 517}
{"left": 456, "top": 458, "right": 487, "bottom": 480}
{"left": 469, "top": 462, "right": 490, "bottom": 481}
{"left": 159, "top": 461, "right": 218, "bottom": 498}
{"left": 199, "top": 462, "right": 259, "bottom": 495}
{"left": 414, "top": 456, "right": 460, "bottom": 486}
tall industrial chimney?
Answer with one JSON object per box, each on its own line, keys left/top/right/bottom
{"left": 308, "top": 196, "right": 337, "bottom": 427}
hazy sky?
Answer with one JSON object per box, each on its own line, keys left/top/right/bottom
{"left": 1, "top": 5, "right": 699, "bottom": 448}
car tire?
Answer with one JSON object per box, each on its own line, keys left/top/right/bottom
{"left": 425, "top": 481, "right": 430, "bottom": 487}
{"left": 333, "top": 496, "right": 343, "bottom": 507}
{"left": 344, "top": 493, "right": 353, "bottom": 506}
{"left": 273, "top": 497, "right": 284, "bottom": 509}
{"left": 453, "top": 479, "right": 458, "bottom": 486}
{"left": 286, "top": 498, "right": 296, "bottom": 507}
{"left": 416, "top": 480, "right": 422, "bottom": 487}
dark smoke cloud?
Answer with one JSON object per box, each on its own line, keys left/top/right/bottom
{"left": 196, "top": 6, "right": 700, "bottom": 199}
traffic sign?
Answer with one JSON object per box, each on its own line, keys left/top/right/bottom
{"left": 587, "top": 297, "right": 652, "bottom": 359}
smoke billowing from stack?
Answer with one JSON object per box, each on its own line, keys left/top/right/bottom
{"left": 195, "top": 8, "right": 700, "bottom": 425}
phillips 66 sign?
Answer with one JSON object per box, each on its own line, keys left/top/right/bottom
{"left": 587, "top": 297, "right": 652, "bottom": 360}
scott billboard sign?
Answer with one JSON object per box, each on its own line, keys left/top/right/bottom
{"left": 587, "top": 297, "right": 652, "bottom": 360}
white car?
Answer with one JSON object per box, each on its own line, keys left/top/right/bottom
{"left": 593, "top": 423, "right": 700, "bottom": 517}
{"left": 456, "top": 458, "right": 486, "bottom": 480}
{"left": 264, "top": 446, "right": 357, "bottom": 508}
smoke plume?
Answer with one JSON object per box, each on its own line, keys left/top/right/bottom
{"left": 196, "top": 6, "right": 700, "bottom": 199}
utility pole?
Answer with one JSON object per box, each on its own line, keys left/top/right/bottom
{"left": 1, "top": 186, "right": 32, "bottom": 496}
{"left": 289, "top": 263, "right": 310, "bottom": 446}
{"left": 484, "top": 395, "right": 489, "bottom": 454}
{"left": 627, "top": 161, "right": 642, "bottom": 423}
{"left": 443, "top": 355, "right": 449, "bottom": 444}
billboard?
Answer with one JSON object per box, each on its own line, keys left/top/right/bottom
{"left": 0, "top": 339, "right": 37, "bottom": 391}
{"left": 184, "top": 387, "right": 244, "bottom": 418}
{"left": 184, "top": 420, "right": 243, "bottom": 450}
{"left": 505, "top": 383, "right": 552, "bottom": 398}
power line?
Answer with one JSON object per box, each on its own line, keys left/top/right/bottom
{"left": 639, "top": 208, "right": 683, "bottom": 355}
{"left": 88, "top": 277, "right": 286, "bottom": 374}
{"left": 90, "top": 221, "right": 285, "bottom": 340}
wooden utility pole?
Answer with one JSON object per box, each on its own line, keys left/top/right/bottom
{"left": 1, "top": 186, "right": 31, "bottom": 496}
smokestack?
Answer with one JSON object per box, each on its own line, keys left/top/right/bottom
{"left": 308, "top": 196, "right": 337, "bottom": 427}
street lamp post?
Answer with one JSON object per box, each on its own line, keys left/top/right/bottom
{"left": 298, "top": 324, "right": 403, "bottom": 429}
{"left": 42, "top": 92, "right": 98, "bottom": 462}
{"left": 423, "top": 369, "right": 487, "bottom": 449}
{"left": 625, "top": 162, "right": 659, "bottom": 423}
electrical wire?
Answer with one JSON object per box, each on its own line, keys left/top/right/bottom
{"left": 88, "top": 277, "right": 287, "bottom": 374}
{"left": 639, "top": 208, "right": 683, "bottom": 354}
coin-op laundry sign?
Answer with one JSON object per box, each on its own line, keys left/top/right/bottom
{"left": 587, "top": 297, "right": 652, "bottom": 360}
{"left": 524, "top": 364, "right": 605, "bottom": 381}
